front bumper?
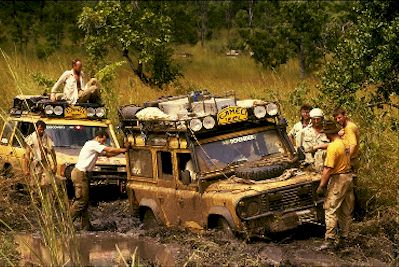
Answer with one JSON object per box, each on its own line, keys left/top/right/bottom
{"left": 88, "top": 171, "right": 127, "bottom": 185}
{"left": 241, "top": 201, "right": 324, "bottom": 238}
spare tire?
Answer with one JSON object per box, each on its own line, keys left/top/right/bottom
{"left": 236, "top": 162, "right": 294, "bottom": 181}
{"left": 119, "top": 105, "right": 142, "bottom": 120}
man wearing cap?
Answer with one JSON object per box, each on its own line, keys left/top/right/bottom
{"left": 317, "top": 120, "right": 354, "bottom": 250}
{"left": 69, "top": 130, "right": 127, "bottom": 230}
{"left": 333, "top": 107, "right": 360, "bottom": 171}
{"left": 288, "top": 104, "right": 312, "bottom": 147}
{"left": 296, "top": 108, "right": 329, "bottom": 171}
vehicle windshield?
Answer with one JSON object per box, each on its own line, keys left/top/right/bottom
{"left": 46, "top": 125, "right": 112, "bottom": 148}
{"left": 195, "top": 130, "right": 287, "bottom": 173}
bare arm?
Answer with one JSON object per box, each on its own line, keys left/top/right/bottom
{"left": 23, "top": 147, "right": 32, "bottom": 176}
{"left": 317, "top": 166, "right": 333, "bottom": 194}
{"left": 50, "top": 71, "right": 68, "bottom": 100}
{"left": 103, "top": 147, "right": 128, "bottom": 158}
{"left": 50, "top": 148, "right": 57, "bottom": 173}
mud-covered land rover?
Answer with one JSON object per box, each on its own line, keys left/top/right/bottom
{"left": 120, "top": 91, "right": 324, "bottom": 238}
{"left": 0, "top": 95, "right": 127, "bottom": 194}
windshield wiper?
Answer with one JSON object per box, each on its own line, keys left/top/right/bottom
{"left": 226, "top": 159, "right": 248, "bottom": 168}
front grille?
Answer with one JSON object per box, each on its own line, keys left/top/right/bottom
{"left": 268, "top": 183, "right": 314, "bottom": 212}
{"left": 96, "top": 165, "right": 118, "bottom": 172}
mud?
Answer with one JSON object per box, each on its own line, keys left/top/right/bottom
{"left": 1, "top": 176, "right": 398, "bottom": 266}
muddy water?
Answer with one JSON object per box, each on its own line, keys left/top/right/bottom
{"left": 15, "top": 232, "right": 176, "bottom": 266}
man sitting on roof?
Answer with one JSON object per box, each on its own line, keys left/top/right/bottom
{"left": 50, "top": 58, "right": 101, "bottom": 105}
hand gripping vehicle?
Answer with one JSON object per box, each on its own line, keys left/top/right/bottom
{"left": 119, "top": 91, "right": 324, "bottom": 238}
{"left": 0, "top": 95, "right": 127, "bottom": 194}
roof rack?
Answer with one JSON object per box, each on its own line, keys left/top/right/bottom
{"left": 119, "top": 91, "right": 281, "bottom": 135}
{"left": 9, "top": 95, "right": 107, "bottom": 120}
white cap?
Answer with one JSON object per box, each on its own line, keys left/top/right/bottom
{"left": 309, "top": 108, "right": 324, "bottom": 118}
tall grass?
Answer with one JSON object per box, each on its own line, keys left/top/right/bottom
{"left": 0, "top": 49, "right": 82, "bottom": 266}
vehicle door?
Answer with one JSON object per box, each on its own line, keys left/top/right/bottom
{"left": 155, "top": 150, "right": 179, "bottom": 226}
{"left": 11, "top": 121, "right": 36, "bottom": 170}
{"left": 174, "top": 151, "right": 204, "bottom": 229}
{"left": 0, "top": 120, "right": 17, "bottom": 169}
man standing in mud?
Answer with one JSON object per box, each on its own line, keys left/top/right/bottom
{"left": 50, "top": 58, "right": 101, "bottom": 104}
{"left": 24, "top": 120, "right": 57, "bottom": 195}
{"left": 316, "top": 120, "right": 354, "bottom": 250}
{"left": 288, "top": 104, "right": 312, "bottom": 147}
{"left": 333, "top": 107, "right": 360, "bottom": 171}
{"left": 296, "top": 108, "right": 329, "bottom": 171}
{"left": 69, "top": 130, "right": 127, "bottom": 230}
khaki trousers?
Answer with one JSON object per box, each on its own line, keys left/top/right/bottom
{"left": 69, "top": 168, "right": 91, "bottom": 228}
{"left": 323, "top": 173, "right": 355, "bottom": 242}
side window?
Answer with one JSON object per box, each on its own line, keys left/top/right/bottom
{"left": 13, "top": 122, "right": 34, "bottom": 147}
{"left": 1, "top": 121, "right": 15, "bottom": 146}
{"left": 128, "top": 149, "right": 153, "bottom": 178}
{"left": 177, "top": 153, "right": 194, "bottom": 181}
{"left": 157, "top": 151, "right": 173, "bottom": 180}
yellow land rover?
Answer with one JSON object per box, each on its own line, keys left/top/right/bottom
{"left": 0, "top": 95, "right": 127, "bottom": 194}
{"left": 120, "top": 91, "right": 324, "bottom": 238}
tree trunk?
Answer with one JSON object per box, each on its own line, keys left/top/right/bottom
{"left": 248, "top": 0, "right": 254, "bottom": 30}
{"left": 199, "top": 1, "right": 208, "bottom": 48}
{"left": 122, "top": 49, "right": 148, "bottom": 84}
{"left": 298, "top": 44, "right": 306, "bottom": 79}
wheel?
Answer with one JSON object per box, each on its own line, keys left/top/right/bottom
{"left": 142, "top": 209, "right": 160, "bottom": 229}
{"left": 1, "top": 163, "right": 13, "bottom": 178}
{"left": 215, "top": 217, "right": 235, "bottom": 238}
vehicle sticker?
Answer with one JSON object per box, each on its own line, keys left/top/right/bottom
{"left": 217, "top": 106, "right": 248, "bottom": 125}
{"left": 65, "top": 106, "right": 87, "bottom": 119}
{"left": 47, "top": 125, "right": 66, "bottom": 129}
{"left": 222, "top": 134, "right": 256, "bottom": 145}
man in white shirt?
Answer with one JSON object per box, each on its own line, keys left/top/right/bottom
{"left": 24, "top": 120, "right": 57, "bottom": 191}
{"left": 288, "top": 104, "right": 312, "bottom": 147}
{"left": 69, "top": 130, "right": 127, "bottom": 230}
{"left": 50, "top": 59, "right": 100, "bottom": 104}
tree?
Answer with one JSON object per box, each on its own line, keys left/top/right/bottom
{"left": 321, "top": 1, "right": 399, "bottom": 107}
{"left": 238, "top": 1, "right": 331, "bottom": 77}
{"left": 78, "top": 1, "right": 180, "bottom": 87}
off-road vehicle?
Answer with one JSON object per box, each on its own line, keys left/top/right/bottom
{"left": 119, "top": 91, "right": 324, "bottom": 238}
{"left": 0, "top": 95, "right": 127, "bottom": 193}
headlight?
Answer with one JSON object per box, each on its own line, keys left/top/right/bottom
{"left": 87, "top": 107, "right": 95, "bottom": 117}
{"left": 266, "top": 103, "right": 279, "bottom": 116}
{"left": 202, "top": 116, "right": 216, "bottom": 129}
{"left": 237, "top": 199, "right": 261, "bottom": 218}
{"left": 189, "top": 118, "right": 202, "bottom": 132}
{"left": 117, "top": 166, "right": 126, "bottom": 172}
{"left": 96, "top": 107, "right": 106, "bottom": 117}
{"left": 253, "top": 105, "right": 267, "bottom": 118}
{"left": 44, "top": 105, "right": 54, "bottom": 115}
{"left": 92, "top": 166, "right": 101, "bottom": 172}
{"left": 54, "top": 106, "right": 63, "bottom": 116}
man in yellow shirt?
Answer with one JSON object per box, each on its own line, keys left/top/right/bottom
{"left": 316, "top": 120, "right": 354, "bottom": 250}
{"left": 333, "top": 107, "right": 360, "bottom": 171}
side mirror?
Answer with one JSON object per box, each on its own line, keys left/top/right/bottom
{"left": 180, "top": 170, "right": 191, "bottom": 186}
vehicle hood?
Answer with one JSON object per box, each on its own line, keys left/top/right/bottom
{"left": 54, "top": 147, "right": 126, "bottom": 166}
{"left": 203, "top": 169, "right": 320, "bottom": 197}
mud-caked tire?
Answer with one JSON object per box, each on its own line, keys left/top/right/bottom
{"left": 1, "top": 163, "right": 14, "bottom": 179}
{"left": 142, "top": 209, "right": 160, "bottom": 229}
{"left": 236, "top": 162, "right": 293, "bottom": 181}
{"left": 214, "top": 217, "right": 235, "bottom": 238}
